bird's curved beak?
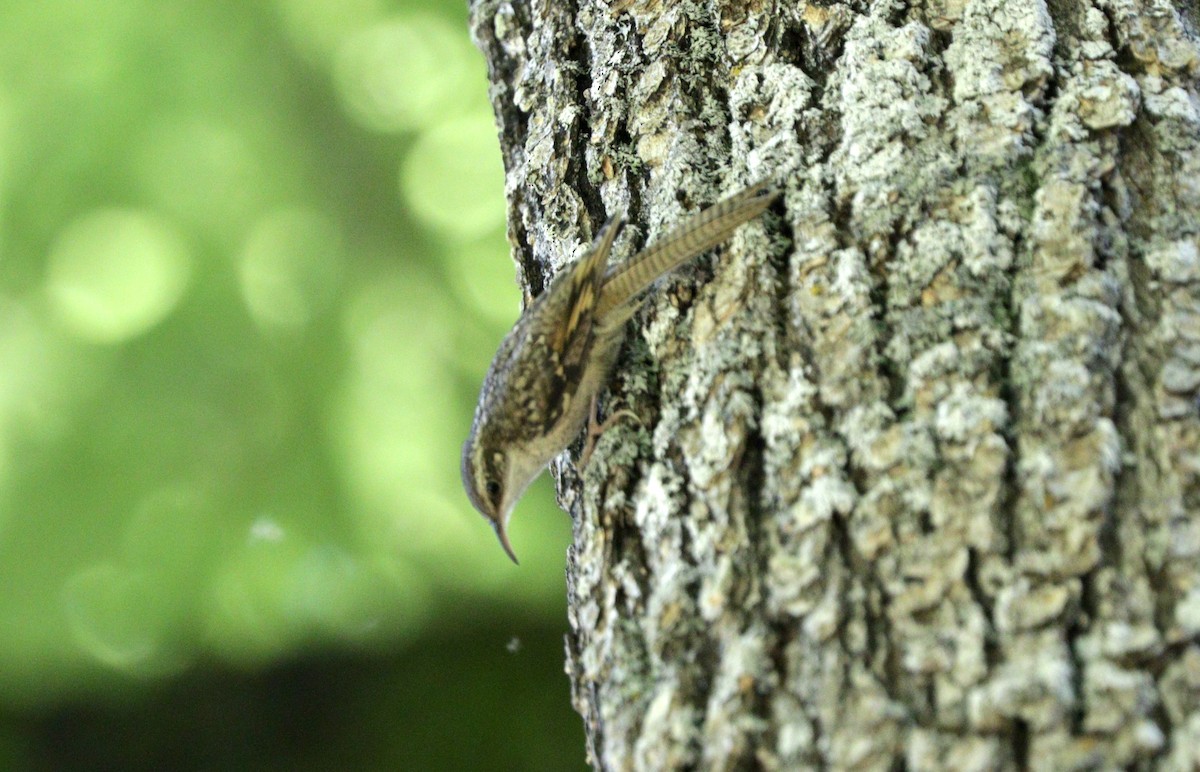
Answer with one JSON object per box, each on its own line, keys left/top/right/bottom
{"left": 492, "top": 518, "right": 519, "bottom": 565}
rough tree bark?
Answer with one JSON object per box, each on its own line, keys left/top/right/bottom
{"left": 469, "top": 0, "right": 1200, "bottom": 768}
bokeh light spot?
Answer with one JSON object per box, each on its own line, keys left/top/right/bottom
{"left": 334, "top": 14, "right": 477, "bottom": 134}
{"left": 205, "top": 519, "right": 427, "bottom": 663}
{"left": 45, "top": 209, "right": 191, "bottom": 344}
{"left": 330, "top": 279, "right": 486, "bottom": 558}
{"left": 206, "top": 537, "right": 302, "bottom": 665}
{"left": 133, "top": 118, "right": 266, "bottom": 237}
{"left": 62, "top": 563, "right": 181, "bottom": 677}
{"left": 249, "top": 515, "right": 287, "bottom": 544}
{"left": 238, "top": 207, "right": 342, "bottom": 331}
{"left": 274, "top": 0, "right": 387, "bottom": 61}
{"left": 121, "top": 487, "right": 215, "bottom": 587}
{"left": 0, "top": 301, "right": 99, "bottom": 463}
{"left": 400, "top": 112, "right": 506, "bottom": 239}
{"left": 444, "top": 234, "right": 522, "bottom": 327}
{"left": 285, "top": 545, "right": 384, "bottom": 641}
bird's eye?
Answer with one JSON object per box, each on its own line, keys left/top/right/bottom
{"left": 485, "top": 480, "right": 501, "bottom": 499}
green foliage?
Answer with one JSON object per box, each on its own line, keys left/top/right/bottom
{"left": 0, "top": 0, "right": 583, "bottom": 767}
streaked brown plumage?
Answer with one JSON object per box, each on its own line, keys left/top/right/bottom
{"left": 462, "top": 181, "right": 779, "bottom": 563}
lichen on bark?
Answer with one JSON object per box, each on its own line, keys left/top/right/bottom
{"left": 470, "top": 0, "right": 1200, "bottom": 768}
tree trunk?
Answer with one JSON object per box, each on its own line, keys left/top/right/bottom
{"left": 469, "top": 0, "right": 1200, "bottom": 768}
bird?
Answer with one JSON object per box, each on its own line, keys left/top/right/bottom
{"left": 461, "top": 181, "right": 780, "bottom": 563}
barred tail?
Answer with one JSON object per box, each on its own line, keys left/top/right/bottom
{"left": 596, "top": 181, "right": 780, "bottom": 318}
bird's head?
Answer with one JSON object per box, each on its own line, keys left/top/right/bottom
{"left": 461, "top": 428, "right": 545, "bottom": 564}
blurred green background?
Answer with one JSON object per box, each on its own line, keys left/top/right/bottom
{"left": 0, "top": 1, "right": 586, "bottom": 769}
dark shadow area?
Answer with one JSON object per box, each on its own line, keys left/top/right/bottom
{"left": 2, "top": 618, "right": 587, "bottom": 772}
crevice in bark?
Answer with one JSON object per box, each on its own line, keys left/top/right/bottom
{"left": 875, "top": 240, "right": 909, "bottom": 411}
{"left": 1035, "top": 65, "right": 1063, "bottom": 134}
{"left": 810, "top": 700, "right": 828, "bottom": 772}
{"left": 1104, "top": 153, "right": 1137, "bottom": 584}
{"left": 742, "top": 414, "right": 777, "bottom": 763}
{"left": 1110, "top": 97, "right": 1179, "bottom": 650}
{"left": 1011, "top": 717, "right": 1030, "bottom": 769}
{"left": 692, "top": 631, "right": 721, "bottom": 739}
{"left": 927, "top": 23, "right": 953, "bottom": 59}
{"left": 1094, "top": 0, "right": 1125, "bottom": 55}
{"left": 764, "top": 209, "right": 794, "bottom": 377}
{"left": 828, "top": 509, "right": 857, "bottom": 638}
{"left": 615, "top": 121, "right": 644, "bottom": 216}
{"left": 965, "top": 547, "right": 1001, "bottom": 668}
{"left": 998, "top": 389, "right": 1022, "bottom": 566}
{"left": 775, "top": 23, "right": 812, "bottom": 79}
{"left": 777, "top": 14, "right": 852, "bottom": 88}
{"left": 743, "top": 392, "right": 770, "bottom": 571}
{"left": 920, "top": 679, "right": 937, "bottom": 728}
{"left": 837, "top": 0, "right": 872, "bottom": 14}
{"left": 610, "top": 519, "right": 650, "bottom": 598}
{"left": 1107, "top": 359, "right": 1134, "bottom": 565}
{"left": 880, "top": 0, "right": 906, "bottom": 27}
{"left": 1068, "top": 574, "right": 1093, "bottom": 734}
{"left": 875, "top": 577, "right": 906, "bottom": 712}
{"left": 1045, "top": 0, "right": 1088, "bottom": 44}
{"left": 563, "top": 6, "right": 605, "bottom": 229}
{"left": 1150, "top": 697, "right": 1175, "bottom": 762}
{"left": 510, "top": 206, "right": 538, "bottom": 298}
{"left": 999, "top": 103, "right": 1059, "bottom": 578}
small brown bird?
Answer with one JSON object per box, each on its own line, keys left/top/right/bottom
{"left": 461, "top": 181, "right": 780, "bottom": 563}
